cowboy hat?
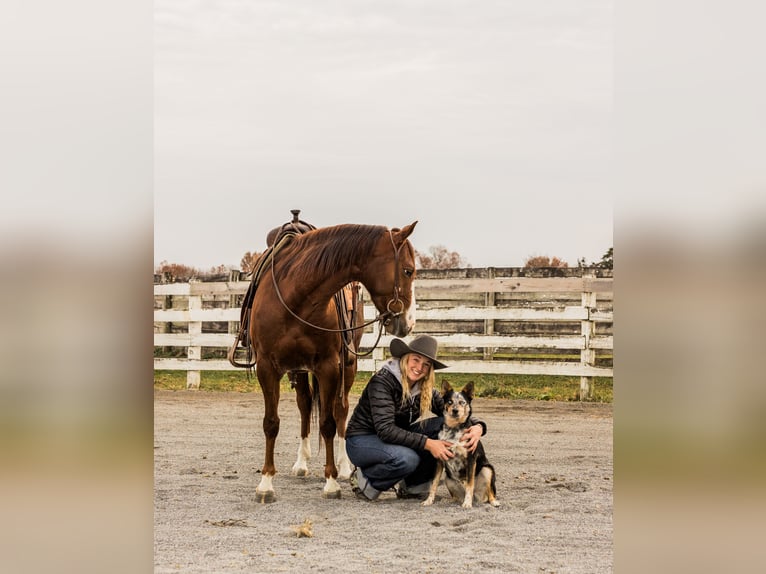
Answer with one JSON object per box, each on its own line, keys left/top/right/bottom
{"left": 389, "top": 335, "right": 448, "bottom": 370}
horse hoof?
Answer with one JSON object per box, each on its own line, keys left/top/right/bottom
{"left": 321, "top": 489, "right": 342, "bottom": 500}
{"left": 256, "top": 490, "right": 276, "bottom": 504}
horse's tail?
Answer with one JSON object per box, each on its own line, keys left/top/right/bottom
{"left": 310, "top": 373, "right": 322, "bottom": 453}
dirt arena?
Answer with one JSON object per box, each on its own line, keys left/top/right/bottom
{"left": 154, "top": 390, "right": 613, "bottom": 573}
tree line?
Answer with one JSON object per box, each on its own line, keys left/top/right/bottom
{"left": 156, "top": 245, "right": 612, "bottom": 282}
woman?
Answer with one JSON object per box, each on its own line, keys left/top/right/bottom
{"left": 345, "top": 334, "right": 486, "bottom": 501}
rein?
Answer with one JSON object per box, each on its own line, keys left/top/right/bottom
{"left": 269, "top": 229, "right": 407, "bottom": 345}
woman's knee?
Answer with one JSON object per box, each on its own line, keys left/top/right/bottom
{"left": 388, "top": 448, "right": 420, "bottom": 474}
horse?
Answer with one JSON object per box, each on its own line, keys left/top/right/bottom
{"left": 247, "top": 221, "right": 418, "bottom": 501}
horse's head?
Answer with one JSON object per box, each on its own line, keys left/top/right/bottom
{"left": 365, "top": 222, "right": 418, "bottom": 337}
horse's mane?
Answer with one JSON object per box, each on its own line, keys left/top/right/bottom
{"left": 278, "top": 224, "right": 387, "bottom": 281}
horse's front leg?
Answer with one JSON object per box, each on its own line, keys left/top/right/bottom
{"left": 333, "top": 363, "right": 356, "bottom": 481}
{"left": 316, "top": 368, "right": 342, "bottom": 499}
{"left": 290, "top": 371, "right": 312, "bottom": 477}
{"left": 255, "top": 364, "right": 281, "bottom": 503}
{"left": 336, "top": 437, "right": 352, "bottom": 481}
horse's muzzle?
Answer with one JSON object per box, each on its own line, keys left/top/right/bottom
{"left": 385, "top": 315, "right": 413, "bottom": 338}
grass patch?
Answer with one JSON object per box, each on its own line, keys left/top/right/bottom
{"left": 154, "top": 370, "right": 612, "bottom": 402}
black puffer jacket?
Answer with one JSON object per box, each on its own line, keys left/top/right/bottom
{"left": 346, "top": 365, "right": 486, "bottom": 451}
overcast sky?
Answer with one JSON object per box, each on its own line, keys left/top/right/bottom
{"left": 154, "top": 0, "right": 612, "bottom": 269}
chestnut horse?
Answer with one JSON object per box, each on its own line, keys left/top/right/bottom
{"left": 248, "top": 222, "right": 418, "bottom": 501}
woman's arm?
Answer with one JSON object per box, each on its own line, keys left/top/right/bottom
{"left": 368, "top": 374, "right": 429, "bottom": 450}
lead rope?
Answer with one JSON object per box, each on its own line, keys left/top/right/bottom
{"left": 339, "top": 230, "right": 404, "bottom": 358}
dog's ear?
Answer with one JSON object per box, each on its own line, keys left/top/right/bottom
{"left": 441, "top": 379, "right": 452, "bottom": 394}
{"left": 461, "top": 381, "right": 475, "bottom": 401}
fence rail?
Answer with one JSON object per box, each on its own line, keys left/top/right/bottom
{"left": 154, "top": 268, "right": 613, "bottom": 399}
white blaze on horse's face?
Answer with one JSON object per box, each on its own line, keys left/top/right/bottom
{"left": 405, "top": 286, "right": 416, "bottom": 333}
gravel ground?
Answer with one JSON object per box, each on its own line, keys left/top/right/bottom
{"left": 154, "top": 390, "right": 613, "bottom": 573}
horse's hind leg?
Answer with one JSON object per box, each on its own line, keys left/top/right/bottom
{"left": 291, "top": 371, "right": 312, "bottom": 477}
{"left": 255, "top": 363, "right": 281, "bottom": 503}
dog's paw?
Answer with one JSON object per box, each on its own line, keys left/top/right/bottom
{"left": 461, "top": 501, "right": 473, "bottom": 509}
{"left": 421, "top": 497, "right": 435, "bottom": 506}
{"left": 490, "top": 500, "right": 500, "bottom": 507}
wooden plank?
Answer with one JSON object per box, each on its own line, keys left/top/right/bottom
{"left": 188, "top": 282, "right": 250, "bottom": 296}
{"left": 357, "top": 333, "right": 587, "bottom": 350}
{"left": 153, "top": 305, "right": 606, "bottom": 325}
{"left": 154, "top": 333, "right": 612, "bottom": 351}
{"left": 187, "top": 295, "right": 202, "bottom": 389}
{"left": 580, "top": 289, "right": 597, "bottom": 400}
{"left": 154, "top": 277, "right": 614, "bottom": 298}
{"left": 154, "top": 329, "right": 612, "bottom": 352}
{"left": 154, "top": 359, "right": 241, "bottom": 371}
{"left": 154, "top": 308, "right": 241, "bottom": 322}
{"left": 583, "top": 278, "right": 614, "bottom": 294}
{"left": 154, "top": 310, "right": 192, "bottom": 322}
{"left": 411, "top": 306, "right": 589, "bottom": 321}
{"left": 484, "top": 268, "right": 496, "bottom": 360}
{"left": 154, "top": 333, "right": 236, "bottom": 347}
{"left": 357, "top": 359, "right": 611, "bottom": 377}
{"left": 590, "top": 310, "right": 614, "bottom": 323}
{"left": 153, "top": 283, "right": 190, "bottom": 296}
{"left": 154, "top": 358, "right": 613, "bottom": 378}
{"left": 589, "top": 336, "right": 613, "bottom": 350}
{"left": 414, "top": 277, "right": 595, "bottom": 294}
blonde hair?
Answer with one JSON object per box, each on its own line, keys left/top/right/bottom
{"left": 399, "top": 354, "right": 435, "bottom": 420}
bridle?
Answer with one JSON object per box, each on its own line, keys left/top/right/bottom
{"left": 270, "top": 229, "right": 410, "bottom": 356}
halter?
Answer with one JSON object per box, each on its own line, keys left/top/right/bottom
{"left": 269, "top": 228, "right": 409, "bottom": 353}
{"left": 384, "top": 229, "right": 406, "bottom": 321}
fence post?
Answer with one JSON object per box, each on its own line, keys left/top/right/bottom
{"left": 371, "top": 319, "right": 385, "bottom": 372}
{"left": 161, "top": 272, "right": 173, "bottom": 355}
{"left": 162, "top": 294, "right": 173, "bottom": 355}
{"left": 483, "top": 267, "right": 496, "bottom": 361}
{"left": 187, "top": 291, "right": 202, "bottom": 389}
{"left": 579, "top": 275, "right": 596, "bottom": 400}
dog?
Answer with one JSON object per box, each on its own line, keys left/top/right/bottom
{"left": 422, "top": 380, "right": 500, "bottom": 508}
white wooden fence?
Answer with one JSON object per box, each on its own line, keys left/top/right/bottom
{"left": 154, "top": 268, "right": 613, "bottom": 399}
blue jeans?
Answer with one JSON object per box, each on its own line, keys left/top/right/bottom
{"left": 346, "top": 417, "right": 444, "bottom": 492}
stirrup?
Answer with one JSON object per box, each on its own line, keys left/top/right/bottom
{"left": 227, "top": 342, "right": 256, "bottom": 368}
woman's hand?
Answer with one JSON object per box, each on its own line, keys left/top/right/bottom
{"left": 425, "top": 438, "right": 455, "bottom": 461}
{"left": 460, "top": 424, "right": 483, "bottom": 453}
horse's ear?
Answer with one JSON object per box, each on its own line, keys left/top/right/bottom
{"left": 392, "top": 221, "right": 418, "bottom": 243}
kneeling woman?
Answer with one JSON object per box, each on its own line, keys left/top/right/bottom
{"left": 345, "top": 335, "right": 486, "bottom": 500}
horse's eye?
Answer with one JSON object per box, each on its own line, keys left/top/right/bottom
{"left": 403, "top": 268, "right": 413, "bottom": 278}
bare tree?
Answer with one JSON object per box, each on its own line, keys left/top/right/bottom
{"left": 575, "top": 247, "right": 613, "bottom": 270}
{"left": 155, "top": 261, "right": 200, "bottom": 282}
{"left": 523, "top": 255, "right": 569, "bottom": 269}
{"left": 595, "top": 247, "right": 613, "bottom": 270}
{"left": 240, "top": 251, "right": 262, "bottom": 274}
{"left": 415, "top": 245, "right": 469, "bottom": 269}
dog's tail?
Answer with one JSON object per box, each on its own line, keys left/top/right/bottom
{"left": 485, "top": 462, "right": 498, "bottom": 497}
